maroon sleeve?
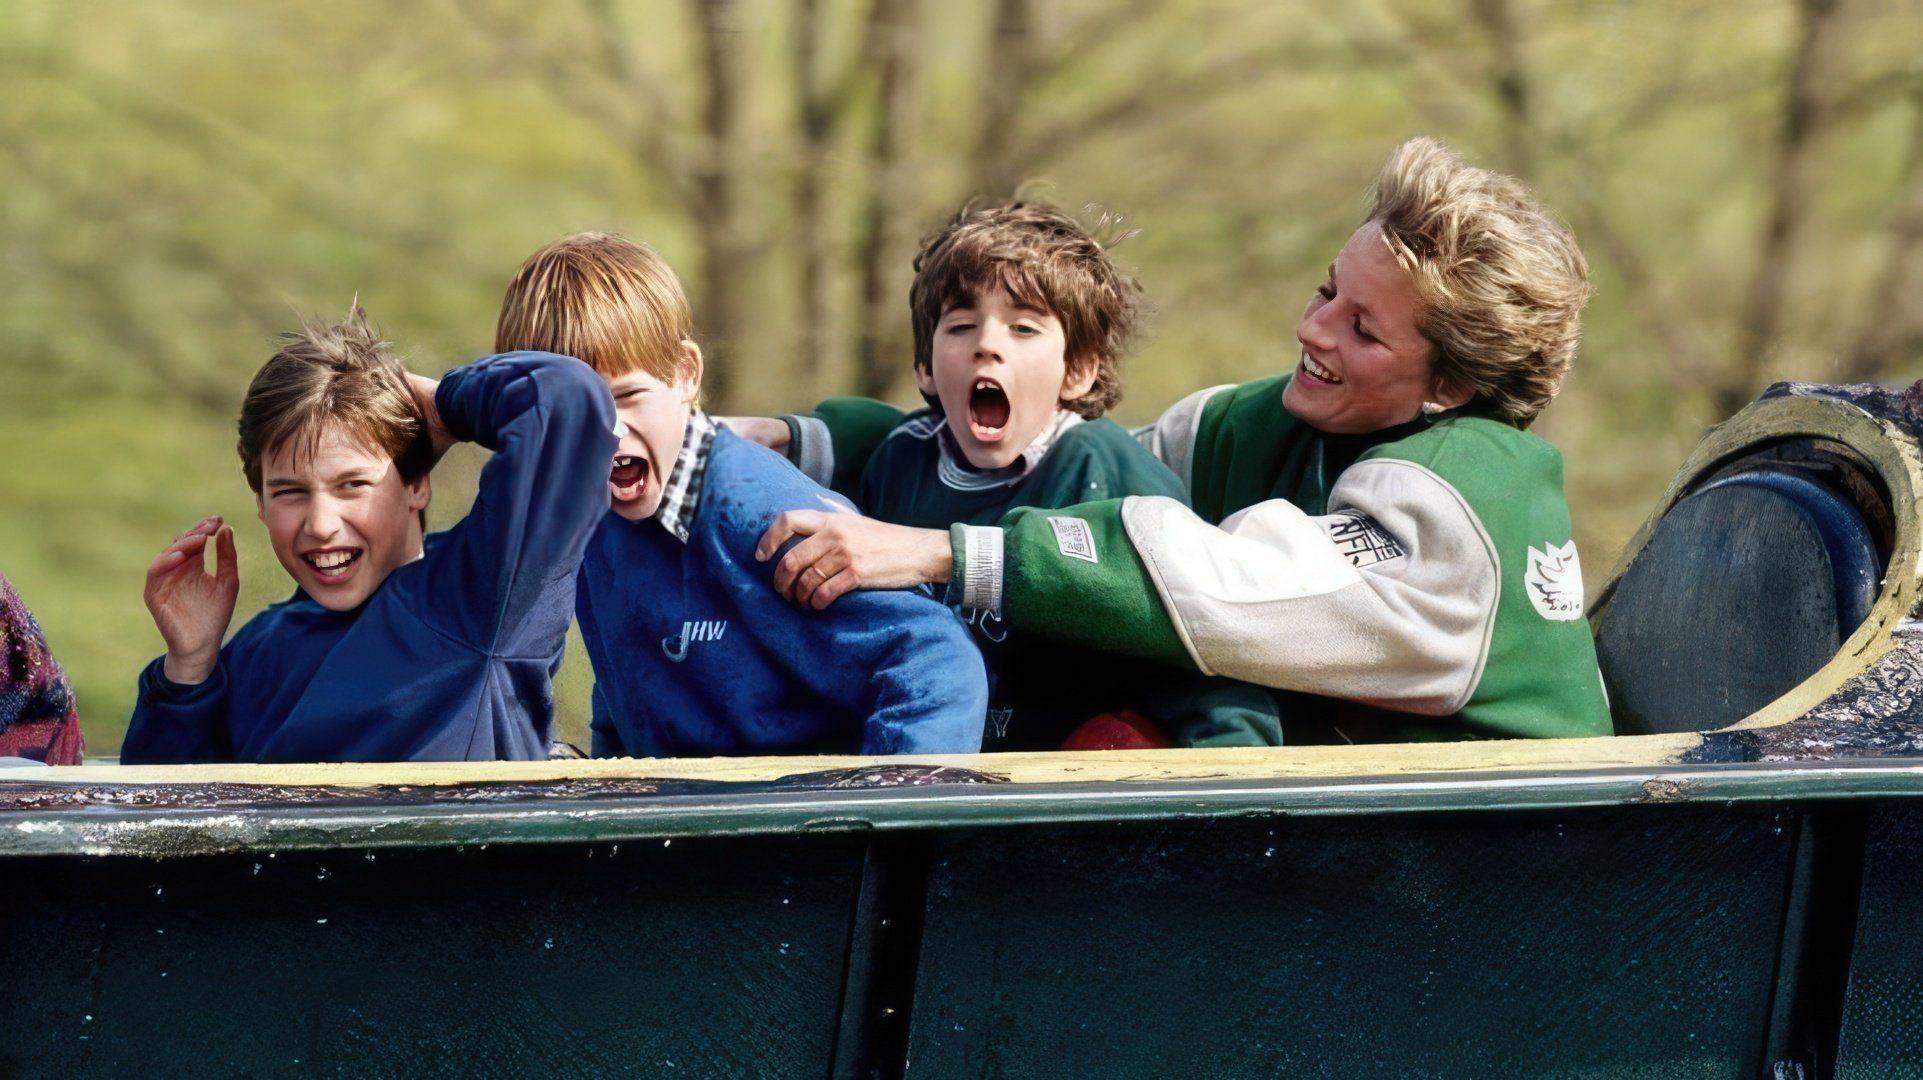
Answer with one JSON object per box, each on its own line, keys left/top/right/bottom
{"left": 0, "top": 573, "right": 84, "bottom": 765}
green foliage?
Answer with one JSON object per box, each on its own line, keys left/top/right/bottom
{"left": 3, "top": 0, "right": 1921, "bottom": 754}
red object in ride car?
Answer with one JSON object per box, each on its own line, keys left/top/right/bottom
{"left": 1059, "top": 710, "right": 1174, "bottom": 751}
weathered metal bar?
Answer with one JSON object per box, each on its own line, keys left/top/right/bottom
{"left": 6, "top": 758, "right": 1923, "bottom": 859}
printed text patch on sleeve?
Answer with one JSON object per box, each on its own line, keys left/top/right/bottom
{"left": 1047, "top": 516, "right": 1099, "bottom": 563}
{"left": 1324, "top": 510, "right": 1406, "bottom": 567}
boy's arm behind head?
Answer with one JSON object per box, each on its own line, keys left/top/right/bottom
{"left": 413, "top": 352, "right": 617, "bottom": 656}
{"left": 403, "top": 371, "right": 457, "bottom": 463}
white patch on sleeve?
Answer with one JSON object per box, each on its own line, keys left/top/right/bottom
{"left": 1524, "top": 540, "right": 1585, "bottom": 620}
{"left": 1047, "top": 516, "right": 1099, "bottom": 563}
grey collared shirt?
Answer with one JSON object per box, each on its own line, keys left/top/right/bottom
{"left": 932, "top": 407, "right": 1084, "bottom": 492}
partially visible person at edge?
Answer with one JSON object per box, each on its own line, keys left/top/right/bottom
{"left": 0, "top": 573, "right": 84, "bottom": 765}
{"left": 745, "top": 200, "right": 1281, "bottom": 751}
{"left": 749, "top": 136, "right": 1612, "bottom": 744}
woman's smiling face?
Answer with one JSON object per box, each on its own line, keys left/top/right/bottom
{"left": 1284, "top": 221, "right": 1467, "bottom": 434}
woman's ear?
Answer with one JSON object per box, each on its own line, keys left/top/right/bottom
{"left": 677, "top": 341, "right": 705, "bottom": 404}
{"left": 1430, "top": 375, "right": 1474, "bottom": 412}
{"left": 1059, "top": 354, "right": 1100, "bottom": 406}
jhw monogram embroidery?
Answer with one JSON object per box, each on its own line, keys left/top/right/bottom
{"left": 662, "top": 620, "right": 728, "bottom": 662}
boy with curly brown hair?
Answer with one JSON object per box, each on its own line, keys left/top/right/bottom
{"left": 762, "top": 201, "right": 1279, "bottom": 751}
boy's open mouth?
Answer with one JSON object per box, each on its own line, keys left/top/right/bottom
{"left": 301, "top": 547, "right": 362, "bottom": 584}
{"left": 968, "top": 378, "right": 1012, "bottom": 442}
{"left": 610, "top": 455, "right": 650, "bottom": 502}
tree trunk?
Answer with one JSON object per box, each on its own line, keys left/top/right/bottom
{"left": 792, "top": 0, "right": 833, "bottom": 396}
{"left": 972, "top": 0, "right": 1033, "bottom": 198}
{"left": 1718, "top": 0, "right": 1840, "bottom": 419}
{"left": 1467, "top": 0, "right": 1534, "bottom": 180}
{"left": 1842, "top": 90, "right": 1923, "bottom": 383}
{"left": 691, "top": 0, "right": 748, "bottom": 407}
{"left": 854, "top": 0, "right": 920, "bottom": 400}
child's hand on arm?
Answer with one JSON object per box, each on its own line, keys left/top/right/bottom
{"left": 143, "top": 516, "right": 239, "bottom": 685}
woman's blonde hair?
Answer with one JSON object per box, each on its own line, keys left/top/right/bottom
{"left": 1368, "top": 137, "right": 1590, "bottom": 426}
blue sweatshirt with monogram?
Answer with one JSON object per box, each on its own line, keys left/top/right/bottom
{"left": 575, "top": 428, "right": 987, "bottom": 758}
{"left": 121, "top": 352, "right": 616, "bottom": 764}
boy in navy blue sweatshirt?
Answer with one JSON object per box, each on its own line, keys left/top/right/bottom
{"left": 122, "top": 308, "right": 615, "bottom": 763}
{"left": 495, "top": 233, "right": 986, "bottom": 757}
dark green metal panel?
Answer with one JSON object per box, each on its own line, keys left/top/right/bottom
{"left": 906, "top": 807, "right": 1800, "bottom": 1078}
{"left": 1, "top": 837, "right": 868, "bottom": 1079}
{"left": 1837, "top": 803, "right": 1923, "bottom": 1079}
{"left": 6, "top": 767, "right": 1923, "bottom": 1075}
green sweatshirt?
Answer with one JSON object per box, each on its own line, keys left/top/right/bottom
{"left": 964, "top": 375, "right": 1612, "bottom": 743}
{"left": 787, "top": 401, "right": 1284, "bottom": 750}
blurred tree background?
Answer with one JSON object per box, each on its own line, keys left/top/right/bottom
{"left": 3, "top": 0, "right": 1922, "bottom": 754}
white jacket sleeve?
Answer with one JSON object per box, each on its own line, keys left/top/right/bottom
{"left": 1120, "top": 458, "right": 1500, "bottom": 714}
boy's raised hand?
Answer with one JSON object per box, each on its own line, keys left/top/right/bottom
{"left": 405, "top": 371, "right": 457, "bottom": 463}
{"left": 144, "top": 516, "right": 240, "bottom": 685}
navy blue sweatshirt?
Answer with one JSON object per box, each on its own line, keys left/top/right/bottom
{"left": 121, "top": 352, "right": 616, "bottom": 764}
{"left": 576, "top": 428, "right": 987, "bottom": 757}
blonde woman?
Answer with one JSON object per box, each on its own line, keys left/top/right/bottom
{"left": 757, "top": 137, "right": 1611, "bottom": 744}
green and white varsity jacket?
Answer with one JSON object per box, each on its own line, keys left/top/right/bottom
{"left": 787, "top": 376, "right": 1612, "bottom": 742}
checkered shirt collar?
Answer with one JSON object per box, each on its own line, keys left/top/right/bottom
{"left": 655, "top": 409, "right": 717, "bottom": 543}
